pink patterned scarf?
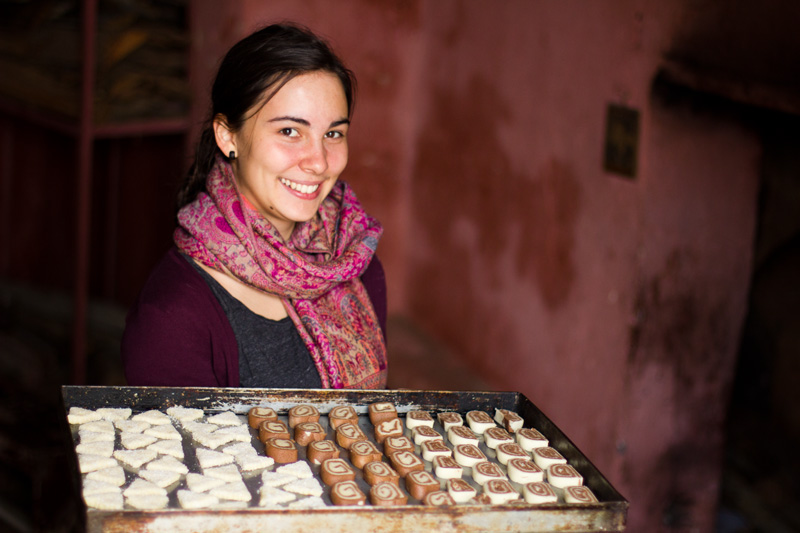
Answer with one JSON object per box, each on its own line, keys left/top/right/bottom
{"left": 174, "top": 156, "right": 387, "bottom": 389}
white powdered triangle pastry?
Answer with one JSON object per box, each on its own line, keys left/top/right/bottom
{"left": 76, "top": 440, "right": 114, "bottom": 458}
{"left": 167, "top": 406, "right": 204, "bottom": 422}
{"left": 236, "top": 454, "right": 274, "bottom": 471}
{"left": 84, "top": 491, "right": 123, "bottom": 510}
{"left": 259, "top": 486, "right": 296, "bottom": 506}
{"left": 177, "top": 489, "right": 219, "bottom": 509}
{"left": 96, "top": 407, "right": 132, "bottom": 422}
{"left": 82, "top": 479, "right": 121, "bottom": 496}
{"left": 78, "top": 430, "right": 114, "bottom": 444}
{"left": 276, "top": 461, "right": 313, "bottom": 479}
{"left": 139, "top": 468, "right": 181, "bottom": 488}
{"left": 86, "top": 465, "right": 126, "bottom": 487}
{"left": 145, "top": 455, "right": 189, "bottom": 474}
{"left": 284, "top": 477, "right": 323, "bottom": 497}
{"left": 196, "top": 448, "right": 235, "bottom": 469}
{"left": 185, "top": 473, "right": 226, "bottom": 493}
{"left": 210, "top": 480, "right": 251, "bottom": 502}
{"left": 126, "top": 493, "right": 169, "bottom": 510}
{"left": 147, "top": 439, "right": 185, "bottom": 460}
{"left": 114, "top": 449, "right": 158, "bottom": 469}
{"left": 288, "top": 496, "right": 326, "bottom": 509}
{"left": 222, "top": 442, "right": 258, "bottom": 457}
{"left": 68, "top": 407, "right": 101, "bottom": 425}
{"left": 206, "top": 411, "right": 243, "bottom": 426}
{"left": 216, "top": 425, "right": 252, "bottom": 442}
{"left": 120, "top": 432, "right": 158, "bottom": 450}
{"left": 203, "top": 464, "right": 241, "bottom": 483}
{"left": 260, "top": 471, "right": 297, "bottom": 488}
{"left": 115, "top": 419, "right": 150, "bottom": 434}
{"left": 80, "top": 420, "right": 115, "bottom": 434}
{"left": 124, "top": 478, "right": 167, "bottom": 498}
{"left": 132, "top": 410, "right": 171, "bottom": 426}
{"left": 144, "top": 424, "right": 181, "bottom": 441}
{"left": 78, "top": 454, "right": 119, "bottom": 473}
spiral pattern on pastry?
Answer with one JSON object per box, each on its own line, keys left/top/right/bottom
{"left": 328, "top": 405, "right": 358, "bottom": 429}
{"left": 331, "top": 480, "right": 365, "bottom": 505}
{"left": 565, "top": 485, "right": 598, "bottom": 503}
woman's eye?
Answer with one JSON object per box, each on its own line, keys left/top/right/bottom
{"left": 326, "top": 130, "right": 344, "bottom": 139}
{"left": 279, "top": 128, "right": 299, "bottom": 137}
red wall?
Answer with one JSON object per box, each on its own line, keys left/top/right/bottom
{"left": 189, "top": 2, "right": 759, "bottom": 531}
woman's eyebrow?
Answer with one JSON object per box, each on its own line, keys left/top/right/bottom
{"left": 268, "top": 116, "right": 350, "bottom": 128}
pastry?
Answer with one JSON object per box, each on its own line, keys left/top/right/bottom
{"left": 287, "top": 496, "right": 326, "bottom": 509}
{"left": 114, "top": 419, "right": 150, "bottom": 434}
{"left": 248, "top": 406, "right": 278, "bottom": 429}
{"left": 206, "top": 411, "right": 243, "bottom": 426}
{"left": 446, "top": 478, "right": 477, "bottom": 503}
{"left": 203, "top": 464, "right": 242, "bottom": 483}
{"left": 388, "top": 450, "right": 424, "bottom": 477}
{"left": 78, "top": 454, "right": 118, "bottom": 474}
{"left": 76, "top": 440, "right": 114, "bottom": 458}
{"left": 495, "top": 442, "right": 529, "bottom": 465}
{"left": 531, "top": 447, "right": 567, "bottom": 470}
{"left": 348, "top": 440, "right": 382, "bottom": 469}
{"left": 422, "top": 490, "right": 456, "bottom": 506}
{"left": 320, "top": 458, "right": 356, "bottom": 486}
{"left": 186, "top": 472, "right": 227, "bottom": 493}
{"left": 432, "top": 455, "right": 462, "bottom": 479}
{"left": 276, "top": 461, "right": 314, "bottom": 479}
{"left": 132, "top": 410, "right": 171, "bottom": 426}
{"left": 483, "top": 479, "right": 519, "bottom": 504}
{"left": 139, "top": 468, "right": 181, "bottom": 488}
{"left": 210, "top": 480, "right": 252, "bottom": 502}
{"left": 81, "top": 420, "right": 115, "bottom": 435}
{"left": 124, "top": 478, "right": 166, "bottom": 498}
{"left": 68, "top": 407, "right": 101, "bottom": 425}
{"left": 465, "top": 410, "right": 495, "bottom": 434}
{"left": 144, "top": 424, "right": 182, "bottom": 441}
{"left": 82, "top": 479, "right": 121, "bottom": 497}
{"left": 437, "top": 412, "right": 463, "bottom": 432}
{"left": 284, "top": 477, "right": 323, "bottom": 497}
{"left": 222, "top": 441, "right": 258, "bottom": 458}
{"left": 472, "top": 461, "right": 507, "bottom": 485}
{"left": 471, "top": 493, "right": 492, "bottom": 505}
{"left": 331, "top": 480, "right": 366, "bottom": 506}
{"left": 383, "top": 435, "right": 414, "bottom": 457}
{"left": 328, "top": 405, "right": 358, "bottom": 429}
{"left": 79, "top": 430, "right": 114, "bottom": 444}
{"left": 259, "top": 485, "right": 296, "bottom": 506}
{"left": 215, "top": 425, "right": 252, "bottom": 443}
{"left": 114, "top": 449, "right": 157, "bottom": 469}
{"left": 448, "top": 426, "right": 479, "bottom": 446}
{"left": 546, "top": 464, "right": 583, "bottom": 489}
{"left": 194, "top": 430, "right": 236, "bottom": 449}
{"left": 369, "top": 481, "right": 407, "bottom": 506}
{"left": 126, "top": 493, "right": 169, "bottom": 510}
{"left": 294, "top": 422, "right": 326, "bottom": 446}
{"left": 405, "top": 410, "right": 434, "bottom": 430}
{"left": 260, "top": 471, "right": 296, "bottom": 488}
{"left": 258, "top": 421, "right": 291, "bottom": 443}
{"left": 374, "top": 417, "right": 404, "bottom": 444}
{"left": 564, "top": 485, "right": 598, "bottom": 503}
{"left": 405, "top": 470, "right": 440, "bottom": 500}
{"left": 412, "top": 426, "right": 443, "bottom": 445}
{"left": 177, "top": 489, "right": 219, "bottom": 509}
{"left": 235, "top": 453, "right": 274, "bottom": 472}
{"left": 420, "top": 439, "right": 451, "bottom": 461}
{"left": 452, "top": 444, "right": 486, "bottom": 467}
{"left": 288, "top": 404, "right": 320, "bottom": 428}
{"left": 85, "top": 492, "right": 124, "bottom": 511}
{"left": 363, "top": 460, "right": 400, "bottom": 486}
{"left": 147, "top": 439, "right": 184, "bottom": 460}
{"left": 120, "top": 432, "right": 158, "bottom": 450}
{"left": 368, "top": 402, "right": 397, "bottom": 425}
{"left": 165, "top": 406, "right": 203, "bottom": 423}
{"left": 523, "top": 481, "right": 558, "bottom": 504}
{"left": 196, "top": 448, "right": 234, "bottom": 469}
{"left": 484, "top": 427, "right": 514, "bottom": 449}
{"left": 335, "top": 422, "right": 368, "bottom": 450}
{"left": 507, "top": 458, "right": 544, "bottom": 483}
{"left": 264, "top": 438, "right": 298, "bottom": 464}
{"left": 307, "top": 440, "right": 340, "bottom": 464}
{"left": 516, "top": 427, "right": 548, "bottom": 451}
{"left": 86, "top": 465, "right": 126, "bottom": 487}
{"left": 145, "top": 455, "right": 189, "bottom": 474}
{"left": 493, "top": 408, "right": 524, "bottom": 433}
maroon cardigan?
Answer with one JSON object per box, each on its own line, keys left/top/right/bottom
{"left": 121, "top": 247, "right": 387, "bottom": 387}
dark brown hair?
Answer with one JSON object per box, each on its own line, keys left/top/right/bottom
{"left": 177, "top": 23, "right": 356, "bottom": 209}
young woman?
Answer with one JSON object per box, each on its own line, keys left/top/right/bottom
{"left": 121, "top": 23, "right": 387, "bottom": 389}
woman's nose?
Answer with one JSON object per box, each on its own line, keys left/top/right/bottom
{"left": 299, "top": 141, "right": 328, "bottom": 174}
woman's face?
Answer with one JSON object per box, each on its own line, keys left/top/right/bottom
{"left": 216, "top": 71, "right": 350, "bottom": 240}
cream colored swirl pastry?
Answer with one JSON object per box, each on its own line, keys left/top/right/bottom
{"left": 328, "top": 405, "right": 358, "bottom": 429}
{"left": 448, "top": 426, "right": 480, "bottom": 446}
{"left": 320, "top": 458, "right": 356, "bottom": 486}
{"left": 369, "top": 481, "right": 407, "bottom": 506}
{"left": 471, "top": 461, "right": 507, "bottom": 485}
{"left": 288, "top": 404, "right": 320, "bottom": 428}
{"left": 368, "top": 402, "right": 397, "bottom": 425}
{"left": 331, "top": 480, "right": 366, "bottom": 506}
{"left": 564, "top": 485, "right": 598, "bottom": 503}
{"left": 437, "top": 412, "right": 463, "bottom": 432}
{"left": 493, "top": 408, "right": 524, "bottom": 433}
{"left": 516, "top": 427, "right": 549, "bottom": 451}
{"left": 375, "top": 417, "right": 404, "bottom": 444}
{"left": 423, "top": 490, "right": 456, "bottom": 506}
{"left": 531, "top": 447, "right": 567, "bottom": 469}
{"left": 484, "top": 427, "right": 514, "bottom": 449}
{"left": 453, "top": 444, "right": 486, "bottom": 467}
{"left": 496, "top": 442, "right": 529, "bottom": 465}
{"left": 484, "top": 479, "right": 518, "bottom": 504}
{"left": 405, "top": 410, "right": 434, "bottom": 430}
{"left": 446, "top": 478, "right": 476, "bottom": 503}
{"left": 465, "top": 411, "right": 495, "bottom": 434}
{"left": 523, "top": 481, "right": 558, "bottom": 504}
{"left": 412, "top": 426, "right": 443, "bottom": 445}
{"left": 421, "top": 439, "right": 452, "bottom": 461}
{"left": 388, "top": 450, "right": 425, "bottom": 477}
{"left": 432, "top": 455, "right": 463, "bottom": 479}
{"left": 363, "top": 460, "right": 400, "bottom": 486}
{"left": 507, "top": 458, "right": 544, "bottom": 483}
{"left": 547, "top": 464, "right": 583, "bottom": 489}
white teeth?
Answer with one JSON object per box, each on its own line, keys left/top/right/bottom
{"left": 280, "top": 178, "right": 319, "bottom": 194}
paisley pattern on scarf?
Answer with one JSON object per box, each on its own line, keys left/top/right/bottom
{"left": 174, "top": 156, "right": 387, "bottom": 389}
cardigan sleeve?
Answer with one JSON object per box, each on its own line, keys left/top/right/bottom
{"left": 121, "top": 248, "right": 239, "bottom": 387}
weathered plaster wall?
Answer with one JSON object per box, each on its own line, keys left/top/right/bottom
{"left": 189, "top": 1, "right": 760, "bottom": 530}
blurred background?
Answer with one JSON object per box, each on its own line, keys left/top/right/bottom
{"left": 1, "top": 0, "right": 799, "bottom": 531}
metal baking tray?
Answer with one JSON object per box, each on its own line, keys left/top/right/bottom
{"left": 62, "top": 386, "right": 627, "bottom": 532}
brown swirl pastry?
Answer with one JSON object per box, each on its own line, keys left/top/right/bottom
{"left": 307, "top": 439, "right": 340, "bottom": 464}
{"left": 349, "top": 440, "right": 383, "bottom": 469}
{"left": 264, "top": 437, "right": 297, "bottom": 464}
{"left": 294, "top": 422, "right": 326, "bottom": 446}
{"left": 422, "top": 490, "right": 456, "bottom": 506}
{"left": 405, "top": 470, "right": 440, "bottom": 501}
{"left": 248, "top": 406, "right": 277, "bottom": 429}
{"left": 363, "top": 460, "right": 400, "bottom": 486}
{"left": 374, "top": 417, "right": 404, "bottom": 444}
{"left": 328, "top": 405, "right": 358, "bottom": 430}
{"left": 258, "top": 420, "right": 290, "bottom": 443}
{"left": 335, "top": 422, "right": 368, "bottom": 450}
{"left": 383, "top": 435, "right": 414, "bottom": 457}
{"left": 369, "top": 481, "right": 407, "bottom": 506}
{"left": 388, "top": 450, "right": 425, "bottom": 477}
{"left": 287, "top": 404, "right": 320, "bottom": 428}
{"left": 368, "top": 402, "right": 397, "bottom": 425}
{"left": 320, "top": 458, "right": 356, "bottom": 486}
{"left": 330, "top": 480, "right": 366, "bottom": 506}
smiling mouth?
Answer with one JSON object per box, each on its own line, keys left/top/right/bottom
{"left": 279, "top": 177, "right": 320, "bottom": 194}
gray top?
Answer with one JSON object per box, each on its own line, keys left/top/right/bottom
{"left": 188, "top": 256, "right": 323, "bottom": 388}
